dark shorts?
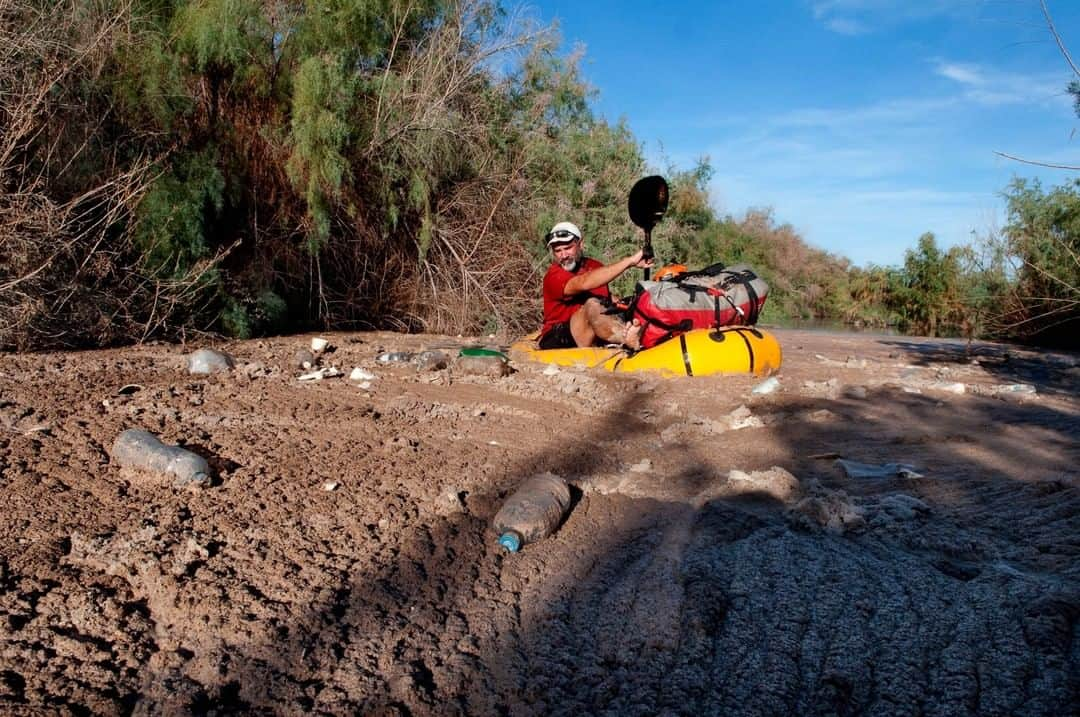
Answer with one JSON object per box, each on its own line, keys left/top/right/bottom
{"left": 540, "top": 298, "right": 629, "bottom": 350}
{"left": 539, "top": 322, "right": 575, "bottom": 349}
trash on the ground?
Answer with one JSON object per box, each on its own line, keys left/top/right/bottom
{"left": 377, "top": 351, "right": 414, "bottom": 363}
{"left": 117, "top": 384, "right": 143, "bottom": 395}
{"left": 835, "top": 459, "right": 924, "bottom": 480}
{"left": 493, "top": 472, "right": 571, "bottom": 552}
{"left": 928, "top": 381, "right": 966, "bottom": 394}
{"left": 454, "top": 354, "right": 511, "bottom": 377}
{"left": 542, "top": 364, "right": 560, "bottom": 376}
{"left": 323, "top": 481, "right": 339, "bottom": 492}
{"left": 311, "top": 337, "right": 329, "bottom": 352}
{"left": 298, "top": 366, "right": 342, "bottom": 381}
{"left": 628, "top": 458, "right": 652, "bottom": 473}
{"left": 349, "top": 367, "right": 377, "bottom": 381}
{"left": 751, "top": 376, "right": 781, "bottom": 394}
{"left": 842, "top": 385, "right": 868, "bottom": 399}
{"left": 294, "top": 349, "right": 316, "bottom": 370}
{"left": 413, "top": 350, "right": 449, "bottom": 372}
{"left": 459, "top": 347, "right": 509, "bottom": 360}
{"left": 111, "top": 429, "right": 211, "bottom": 488}
{"left": 997, "top": 383, "right": 1037, "bottom": 395}
{"left": 358, "top": 381, "right": 372, "bottom": 390}
{"left": 902, "top": 386, "right": 922, "bottom": 394}
{"left": 187, "top": 348, "right": 234, "bottom": 375}
{"left": 845, "top": 356, "right": 867, "bottom": 369}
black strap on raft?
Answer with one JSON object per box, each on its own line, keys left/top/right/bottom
{"left": 733, "top": 328, "right": 756, "bottom": 373}
{"left": 620, "top": 263, "right": 763, "bottom": 351}
{"left": 708, "top": 327, "right": 756, "bottom": 373}
{"left": 710, "top": 268, "right": 761, "bottom": 326}
{"left": 664, "top": 265, "right": 762, "bottom": 328}
{"left": 679, "top": 334, "right": 693, "bottom": 376}
{"left": 678, "top": 261, "right": 726, "bottom": 279}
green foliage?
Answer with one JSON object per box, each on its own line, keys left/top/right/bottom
{"left": 173, "top": 0, "right": 266, "bottom": 74}
{"left": 221, "top": 298, "right": 252, "bottom": 339}
{"left": 999, "top": 178, "right": 1080, "bottom": 344}
{"left": 12, "top": 0, "right": 1071, "bottom": 349}
{"left": 287, "top": 54, "right": 357, "bottom": 248}
{"left": 135, "top": 150, "right": 225, "bottom": 277}
{"left": 220, "top": 288, "right": 289, "bottom": 338}
{"left": 886, "top": 233, "right": 966, "bottom": 337}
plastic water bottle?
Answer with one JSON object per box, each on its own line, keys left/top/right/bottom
{"left": 187, "top": 348, "right": 234, "bottom": 375}
{"left": 111, "top": 429, "right": 211, "bottom": 487}
{"left": 493, "top": 473, "right": 571, "bottom": 552}
{"left": 377, "top": 351, "right": 414, "bottom": 363}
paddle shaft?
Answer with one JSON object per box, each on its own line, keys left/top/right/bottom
{"left": 642, "top": 228, "right": 653, "bottom": 280}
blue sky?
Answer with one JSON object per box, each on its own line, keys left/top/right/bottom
{"left": 525, "top": 0, "right": 1080, "bottom": 267}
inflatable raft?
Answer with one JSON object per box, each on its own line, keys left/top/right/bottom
{"left": 510, "top": 326, "right": 782, "bottom": 378}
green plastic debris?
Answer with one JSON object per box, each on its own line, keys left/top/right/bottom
{"left": 458, "top": 347, "right": 508, "bottom": 361}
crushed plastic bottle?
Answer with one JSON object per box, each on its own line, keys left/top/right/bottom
{"left": 188, "top": 348, "right": 234, "bottom": 375}
{"left": 454, "top": 353, "right": 511, "bottom": 377}
{"left": 413, "top": 350, "right": 450, "bottom": 371}
{"left": 493, "top": 472, "right": 571, "bottom": 552}
{"left": 999, "top": 383, "right": 1036, "bottom": 395}
{"left": 377, "top": 351, "right": 414, "bottom": 364}
{"left": 751, "top": 376, "right": 781, "bottom": 394}
{"left": 111, "top": 429, "right": 211, "bottom": 487}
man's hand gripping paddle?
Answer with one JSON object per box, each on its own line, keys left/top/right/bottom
{"left": 627, "top": 175, "right": 669, "bottom": 280}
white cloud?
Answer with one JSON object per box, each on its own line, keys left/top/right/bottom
{"left": 824, "top": 17, "right": 867, "bottom": 35}
{"left": 651, "top": 60, "right": 1077, "bottom": 266}
{"left": 934, "top": 61, "right": 984, "bottom": 86}
{"left": 809, "top": 0, "right": 969, "bottom": 34}
{"left": 931, "top": 59, "right": 1072, "bottom": 108}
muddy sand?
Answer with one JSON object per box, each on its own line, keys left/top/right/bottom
{"left": 0, "top": 329, "right": 1077, "bottom": 715}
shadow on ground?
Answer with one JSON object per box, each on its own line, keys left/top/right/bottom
{"left": 172, "top": 365, "right": 1078, "bottom": 716}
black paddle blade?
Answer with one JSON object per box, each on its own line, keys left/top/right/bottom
{"left": 628, "top": 175, "right": 669, "bottom": 231}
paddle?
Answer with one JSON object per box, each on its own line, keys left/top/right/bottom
{"left": 627, "top": 175, "right": 669, "bottom": 280}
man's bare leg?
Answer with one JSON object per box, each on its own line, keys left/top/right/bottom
{"left": 571, "top": 299, "right": 642, "bottom": 350}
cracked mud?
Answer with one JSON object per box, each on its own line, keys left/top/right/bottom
{"left": 0, "top": 329, "right": 1077, "bottom": 715}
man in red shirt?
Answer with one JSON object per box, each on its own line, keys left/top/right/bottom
{"left": 540, "top": 221, "right": 654, "bottom": 350}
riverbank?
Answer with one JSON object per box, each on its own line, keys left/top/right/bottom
{"left": 1, "top": 329, "right": 1077, "bottom": 714}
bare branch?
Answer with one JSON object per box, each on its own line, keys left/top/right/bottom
{"left": 993, "top": 151, "right": 1080, "bottom": 170}
{"left": 1040, "top": 0, "right": 1080, "bottom": 78}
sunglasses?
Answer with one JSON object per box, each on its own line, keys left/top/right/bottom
{"left": 547, "top": 229, "right": 580, "bottom": 242}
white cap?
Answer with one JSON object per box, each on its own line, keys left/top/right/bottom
{"left": 546, "top": 221, "right": 582, "bottom": 246}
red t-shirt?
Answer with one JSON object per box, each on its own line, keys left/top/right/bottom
{"left": 542, "top": 258, "right": 610, "bottom": 333}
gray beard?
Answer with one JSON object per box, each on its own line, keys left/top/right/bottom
{"left": 559, "top": 257, "right": 581, "bottom": 272}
